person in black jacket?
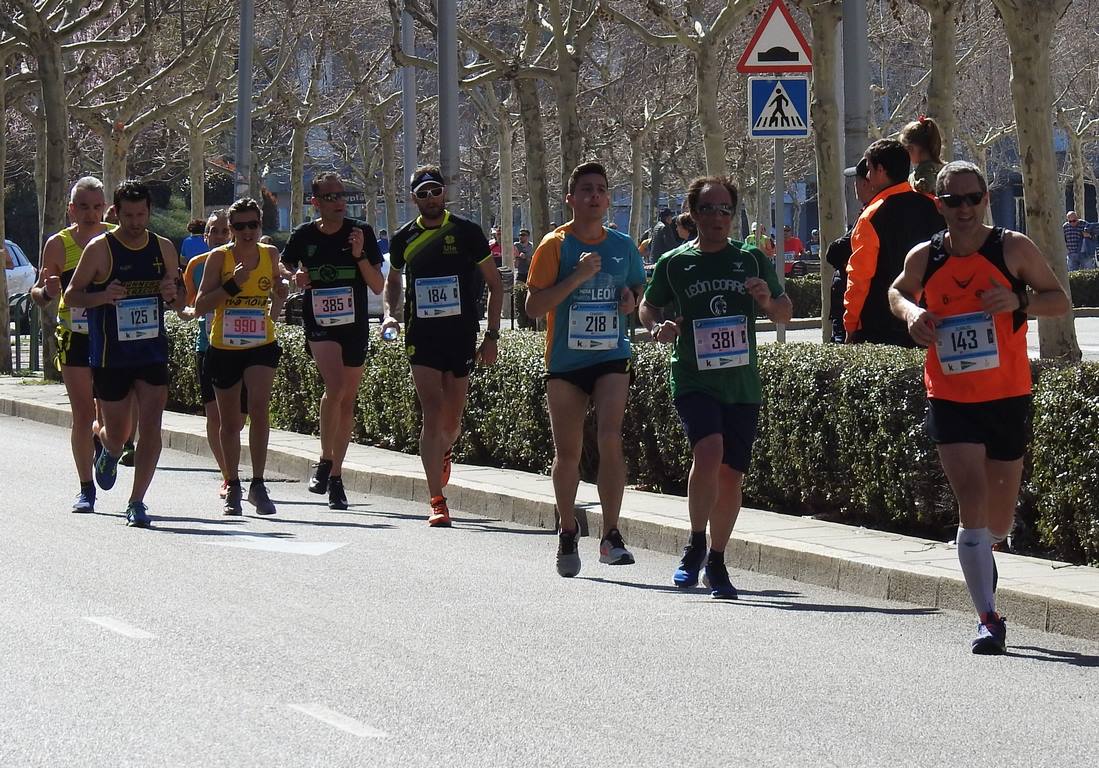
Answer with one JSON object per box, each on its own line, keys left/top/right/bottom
{"left": 827, "top": 159, "right": 876, "bottom": 342}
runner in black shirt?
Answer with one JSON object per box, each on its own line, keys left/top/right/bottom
{"left": 382, "top": 165, "right": 503, "bottom": 527}
{"left": 281, "top": 172, "right": 385, "bottom": 509}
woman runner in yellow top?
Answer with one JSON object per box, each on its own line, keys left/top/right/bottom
{"left": 195, "top": 198, "right": 289, "bottom": 516}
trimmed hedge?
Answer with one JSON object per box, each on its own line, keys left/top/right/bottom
{"left": 783, "top": 275, "right": 823, "bottom": 318}
{"left": 165, "top": 315, "right": 1099, "bottom": 565}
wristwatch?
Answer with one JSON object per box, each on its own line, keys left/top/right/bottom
{"left": 484, "top": 329, "right": 500, "bottom": 341}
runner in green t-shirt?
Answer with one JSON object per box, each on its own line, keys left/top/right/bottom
{"left": 640, "top": 175, "right": 792, "bottom": 599}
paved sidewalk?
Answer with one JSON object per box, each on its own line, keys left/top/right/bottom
{"left": 3, "top": 376, "right": 1099, "bottom": 642}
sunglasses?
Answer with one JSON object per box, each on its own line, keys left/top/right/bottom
{"left": 695, "top": 204, "right": 734, "bottom": 217}
{"left": 414, "top": 186, "right": 445, "bottom": 199}
{"left": 316, "top": 192, "right": 346, "bottom": 202}
{"left": 231, "top": 220, "right": 260, "bottom": 231}
{"left": 938, "top": 192, "right": 984, "bottom": 208}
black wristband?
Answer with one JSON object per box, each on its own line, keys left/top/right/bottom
{"left": 1016, "top": 288, "right": 1030, "bottom": 312}
{"left": 223, "top": 279, "right": 242, "bottom": 297}
{"left": 484, "top": 329, "right": 500, "bottom": 341}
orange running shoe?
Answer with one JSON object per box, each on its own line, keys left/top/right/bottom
{"left": 441, "top": 447, "right": 453, "bottom": 487}
{"left": 219, "top": 479, "right": 229, "bottom": 499}
{"left": 428, "top": 495, "right": 452, "bottom": 528}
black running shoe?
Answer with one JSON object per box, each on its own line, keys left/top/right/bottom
{"left": 223, "top": 481, "right": 243, "bottom": 515}
{"left": 702, "top": 561, "right": 739, "bottom": 600}
{"left": 309, "top": 459, "right": 332, "bottom": 494}
{"left": 972, "top": 613, "right": 1007, "bottom": 655}
{"left": 328, "top": 476, "right": 348, "bottom": 510}
{"left": 556, "top": 527, "right": 581, "bottom": 577}
{"left": 599, "top": 528, "right": 635, "bottom": 565}
{"left": 118, "top": 441, "right": 136, "bottom": 467}
{"left": 248, "top": 481, "right": 277, "bottom": 516}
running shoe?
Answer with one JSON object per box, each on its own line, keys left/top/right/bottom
{"left": 125, "top": 501, "right": 151, "bottom": 528}
{"left": 94, "top": 446, "right": 120, "bottom": 491}
{"left": 71, "top": 487, "right": 95, "bottom": 514}
{"left": 118, "top": 441, "right": 136, "bottom": 467}
{"left": 223, "top": 482, "right": 243, "bottom": 516}
{"left": 441, "top": 446, "right": 454, "bottom": 487}
{"left": 428, "top": 495, "right": 452, "bottom": 528}
{"left": 219, "top": 479, "right": 229, "bottom": 499}
{"left": 308, "top": 459, "right": 332, "bottom": 494}
{"left": 702, "top": 561, "right": 739, "bottom": 600}
{"left": 92, "top": 433, "right": 103, "bottom": 465}
{"left": 556, "top": 527, "right": 581, "bottom": 577}
{"left": 971, "top": 613, "right": 1008, "bottom": 655}
{"left": 248, "top": 481, "right": 277, "bottom": 516}
{"left": 328, "top": 476, "right": 348, "bottom": 510}
{"left": 599, "top": 528, "right": 635, "bottom": 565}
{"left": 673, "top": 541, "right": 707, "bottom": 588}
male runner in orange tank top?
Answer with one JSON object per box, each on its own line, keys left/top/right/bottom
{"left": 889, "top": 161, "right": 1069, "bottom": 655}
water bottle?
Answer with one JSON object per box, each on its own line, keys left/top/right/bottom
{"left": 382, "top": 325, "right": 398, "bottom": 342}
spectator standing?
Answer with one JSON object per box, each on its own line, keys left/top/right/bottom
{"left": 180, "top": 218, "right": 209, "bottom": 265}
{"left": 844, "top": 138, "right": 946, "bottom": 346}
{"left": 899, "top": 116, "right": 946, "bottom": 195}
{"left": 650, "top": 208, "right": 682, "bottom": 260}
{"left": 489, "top": 225, "right": 504, "bottom": 268}
{"left": 827, "top": 160, "right": 875, "bottom": 343}
{"left": 513, "top": 228, "right": 533, "bottom": 282}
{"left": 1064, "top": 211, "right": 1089, "bottom": 271}
{"left": 1082, "top": 219, "right": 1099, "bottom": 269}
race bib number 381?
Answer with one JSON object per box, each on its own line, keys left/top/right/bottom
{"left": 692, "top": 315, "right": 749, "bottom": 369}
{"left": 116, "top": 297, "right": 159, "bottom": 341}
{"left": 936, "top": 311, "right": 999, "bottom": 374}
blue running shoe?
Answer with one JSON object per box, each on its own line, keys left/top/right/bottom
{"left": 94, "top": 446, "right": 120, "bottom": 491}
{"left": 126, "top": 501, "right": 152, "bottom": 528}
{"left": 971, "top": 613, "right": 1007, "bottom": 655}
{"left": 92, "top": 434, "right": 103, "bottom": 465}
{"left": 71, "top": 487, "right": 95, "bottom": 513}
{"left": 673, "top": 541, "right": 706, "bottom": 588}
{"left": 702, "top": 561, "right": 739, "bottom": 600}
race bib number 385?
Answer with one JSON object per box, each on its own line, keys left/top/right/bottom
{"left": 936, "top": 311, "right": 999, "bottom": 374}
{"left": 311, "top": 286, "right": 355, "bottom": 326}
{"left": 692, "top": 315, "right": 749, "bottom": 369}
{"left": 567, "top": 302, "right": 619, "bottom": 350}
{"left": 116, "top": 297, "right": 159, "bottom": 341}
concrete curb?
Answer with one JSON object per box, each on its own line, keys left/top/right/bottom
{"left": 3, "top": 383, "right": 1099, "bottom": 643}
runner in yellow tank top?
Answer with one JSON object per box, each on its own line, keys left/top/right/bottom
{"left": 195, "top": 198, "right": 289, "bottom": 516}
{"left": 29, "top": 177, "right": 108, "bottom": 513}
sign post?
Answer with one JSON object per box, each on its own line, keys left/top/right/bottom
{"left": 738, "top": 0, "right": 812, "bottom": 343}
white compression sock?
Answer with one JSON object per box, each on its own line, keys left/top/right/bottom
{"left": 956, "top": 526, "right": 996, "bottom": 618}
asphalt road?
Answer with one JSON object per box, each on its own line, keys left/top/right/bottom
{"left": 2, "top": 416, "right": 1098, "bottom": 768}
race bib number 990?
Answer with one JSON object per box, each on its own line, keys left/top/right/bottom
{"left": 222, "top": 308, "right": 267, "bottom": 348}
{"left": 415, "top": 276, "right": 461, "bottom": 318}
{"left": 692, "top": 315, "right": 749, "bottom": 369}
{"left": 311, "top": 286, "right": 355, "bottom": 326}
{"left": 116, "top": 297, "right": 159, "bottom": 341}
{"left": 936, "top": 311, "right": 999, "bottom": 374}
{"left": 567, "top": 301, "right": 619, "bottom": 350}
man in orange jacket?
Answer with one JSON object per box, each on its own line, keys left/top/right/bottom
{"left": 844, "top": 139, "right": 945, "bottom": 345}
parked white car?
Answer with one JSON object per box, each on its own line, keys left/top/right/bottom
{"left": 4, "top": 239, "right": 36, "bottom": 298}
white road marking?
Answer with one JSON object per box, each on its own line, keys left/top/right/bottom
{"left": 288, "top": 703, "right": 388, "bottom": 738}
{"left": 205, "top": 536, "right": 346, "bottom": 556}
{"left": 83, "top": 617, "right": 155, "bottom": 639}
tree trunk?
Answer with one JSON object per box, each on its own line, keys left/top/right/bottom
{"left": 992, "top": 0, "right": 1079, "bottom": 360}
{"left": 629, "top": 131, "right": 645, "bottom": 240}
{"left": 478, "top": 162, "right": 492, "bottom": 234}
{"left": 290, "top": 124, "right": 307, "bottom": 228}
{"left": 516, "top": 79, "right": 550, "bottom": 238}
{"left": 36, "top": 40, "right": 68, "bottom": 256}
{"left": 649, "top": 155, "right": 662, "bottom": 230}
{"left": 801, "top": 0, "right": 844, "bottom": 337}
{"left": 188, "top": 125, "right": 206, "bottom": 218}
{"left": 497, "top": 113, "right": 514, "bottom": 269}
{"left": 555, "top": 53, "right": 583, "bottom": 191}
{"left": 380, "top": 124, "right": 400, "bottom": 235}
{"left": 695, "top": 47, "right": 726, "bottom": 175}
{"left": 102, "top": 130, "right": 132, "bottom": 200}
{"left": 1058, "top": 113, "right": 1087, "bottom": 214}
{"left": 0, "top": 57, "right": 10, "bottom": 374}
{"left": 922, "top": 0, "right": 958, "bottom": 157}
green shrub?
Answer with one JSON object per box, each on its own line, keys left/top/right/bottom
{"left": 1069, "top": 269, "right": 1099, "bottom": 307}
{"left": 164, "top": 315, "right": 1099, "bottom": 565}
{"left": 783, "top": 274, "right": 823, "bottom": 318}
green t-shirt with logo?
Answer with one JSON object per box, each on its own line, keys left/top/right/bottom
{"left": 644, "top": 240, "right": 783, "bottom": 404}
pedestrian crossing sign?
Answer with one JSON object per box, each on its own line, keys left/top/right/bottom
{"left": 748, "top": 76, "right": 810, "bottom": 139}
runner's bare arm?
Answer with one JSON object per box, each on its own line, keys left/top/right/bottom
{"left": 382, "top": 267, "right": 403, "bottom": 328}
{"left": 31, "top": 235, "right": 65, "bottom": 307}
{"left": 1005, "top": 231, "right": 1070, "bottom": 317}
{"left": 889, "top": 243, "right": 936, "bottom": 347}
{"left": 157, "top": 236, "right": 182, "bottom": 311}
{"left": 194, "top": 250, "right": 229, "bottom": 316}
{"left": 64, "top": 237, "right": 123, "bottom": 308}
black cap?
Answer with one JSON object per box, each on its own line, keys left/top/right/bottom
{"left": 659, "top": 208, "right": 674, "bottom": 221}
{"left": 410, "top": 168, "right": 445, "bottom": 192}
{"left": 843, "top": 158, "right": 869, "bottom": 179}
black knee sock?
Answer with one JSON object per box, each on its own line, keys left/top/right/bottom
{"left": 690, "top": 530, "right": 707, "bottom": 550}
{"left": 707, "top": 548, "right": 724, "bottom": 565}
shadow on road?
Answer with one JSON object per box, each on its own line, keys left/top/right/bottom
{"left": 460, "top": 519, "right": 555, "bottom": 535}
{"left": 259, "top": 516, "right": 394, "bottom": 531}
{"left": 727, "top": 598, "right": 940, "bottom": 617}
{"left": 578, "top": 576, "right": 803, "bottom": 599}
{"left": 1010, "top": 645, "right": 1099, "bottom": 667}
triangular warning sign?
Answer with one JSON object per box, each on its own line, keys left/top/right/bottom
{"left": 737, "top": 0, "right": 813, "bottom": 73}
{"left": 753, "top": 82, "right": 806, "bottom": 131}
